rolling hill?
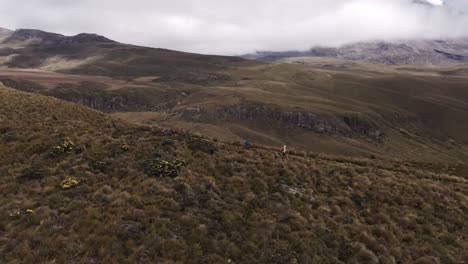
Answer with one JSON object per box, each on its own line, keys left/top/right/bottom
{"left": 1, "top": 28, "right": 468, "bottom": 163}
{"left": 0, "top": 28, "right": 249, "bottom": 79}
{"left": 0, "top": 85, "right": 467, "bottom": 263}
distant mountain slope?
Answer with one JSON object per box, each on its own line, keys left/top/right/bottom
{"left": 5, "top": 29, "right": 116, "bottom": 45}
{"left": 0, "top": 27, "right": 11, "bottom": 35}
{"left": 0, "top": 28, "right": 249, "bottom": 79}
{"left": 245, "top": 39, "right": 468, "bottom": 65}
{"left": 0, "top": 27, "right": 12, "bottom": 42}
{"left": 1, "top": 27, "right": 468, "bottom": 162}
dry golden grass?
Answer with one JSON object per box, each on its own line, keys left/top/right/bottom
{"left": 0, "top": 87, "right": 467, "bottom": 263}
{"left": 2, "top": 56, "right": 468, "bottom": 163}
{"left": 0, "top": 68, "right": 128, "bottom": 89}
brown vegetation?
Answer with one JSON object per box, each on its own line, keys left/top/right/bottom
{"left": 2, "top": 56, "right": 468, "bottom": 163}
{"left": 0, "top": 87, "right": 466, "bottom": 263}
{"left": 2, "top": 29, "right": 468, "bottom": 163}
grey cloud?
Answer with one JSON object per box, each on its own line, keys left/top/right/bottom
{"left": 0, "top": 0, "right": 467, "bottom": 55}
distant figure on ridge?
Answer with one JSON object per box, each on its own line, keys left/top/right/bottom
{"left": 281, "top": 144, "right": 288, "bottom": 158}
{"left": 244, "top": 139, "right": 252, "bottom": 149}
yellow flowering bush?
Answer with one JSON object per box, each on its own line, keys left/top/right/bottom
{"left": 62, "top": 137, "right": 75, "bottom": 152}
{"left": 49, "top": 137, "right": 75, "bottom": 158}
{"left": 121, "top": 143, "right": 130, "bottom": 151}
{"left": 61, "top": 177, "right": 80, "bottom": 189}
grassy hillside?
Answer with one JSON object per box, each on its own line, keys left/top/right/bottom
{"left": 3, "top": 59, "right": 468, "bottom": 163}
{"left": 2, "top": 29, "right": 468, "bottom": 162}
{"left": 0, "top": 87, "right": 466, "bottom": 263}
{"left": 0, "top": 29, "right": 251, "bottom": 79}
{"left": 0, "top": 30, "right": 468, "bottom": 163}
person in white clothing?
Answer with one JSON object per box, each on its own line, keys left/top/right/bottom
{"left": 280, "top": 145, "right": 287, "bottom": 158}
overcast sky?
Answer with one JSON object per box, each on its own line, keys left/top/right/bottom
{"left": 0, "top": 0, "right": 467, "bottom": 55}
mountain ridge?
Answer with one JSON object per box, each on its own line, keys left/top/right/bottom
{"left": 4, "top": 27, "right": 468, "bottom": 66}
{"left": 244, "top": 38, "right": 468, "bottom": 65}
{"left": 0, "top": 27, "right": 12, "bottom": 34}
{"left": 4, "top": 28, "right": 117, "bottom": 45}
{"left": 0, "top": 27, "right": 248, "bottom": 78}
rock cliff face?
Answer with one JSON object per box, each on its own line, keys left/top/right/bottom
{"left": 50, "top": 92, "right": 125, "bottom": 112}
{"left": 0, "top": 78, "right": 184, "bottom": 112}
{"left": 183, "top": 101, "right": 385, "bottom": 143}
{"left": 48, "top": 87, "right": 184, "bottom": 112}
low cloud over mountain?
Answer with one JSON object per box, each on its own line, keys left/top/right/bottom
{"left": 0, "top": 0, "right": 467, "bottom": 55}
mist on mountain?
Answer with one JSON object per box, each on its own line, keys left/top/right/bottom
{"left": 0, "top": 0, "right": 467, "bottom": 55}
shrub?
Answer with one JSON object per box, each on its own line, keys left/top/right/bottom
{"left": 143, "top": 159, "right": 187, "bottom": 177}
{"left": 120, "top": 143, "right": 130, "bottom": 151}
{"left": 115, "top": 221, "right": 143, "bottom": 241}
{"left": 89, "top": 160, "right": 107, "bottom": 173}
{"left": 61, "top": 177, "right": 80, "bottom": 189}
{"left": 49, "top": 137, "right": 75, "bottom": 158}
{"left": 161, "top": 139, "right": 175, "bottom": 147}
{"left": 20, "top": 165, "right": 48, "bottom": 180}
{"left": 1, "top": 134, "right": 17, "bottom": 142}
{"left": 74, "top": 145, "right": 85, "bottom": 154}
{"left": 354, "top": 246, "right": 379, "bottom": 264}
{"left": 60, "top": 137, "right": 75, "bottom": 152}
{"left": 112, "top": 143, "right": 129, "bottom": 155}
{"left": 188, "top": 138, "right": 217, "bottom": 155}
{"left": 338, "top": 242, "right": 356, "bottom": 262}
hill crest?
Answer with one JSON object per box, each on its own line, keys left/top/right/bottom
{"left": 5, "top": 28, "right": 116, "bottom": 45}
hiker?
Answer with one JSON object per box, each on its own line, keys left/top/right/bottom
{"left": 244, "top": 139, "right": 252, "bottom": 149}
{"left": 280, "top": 144, "right": 288, "bottom": 158}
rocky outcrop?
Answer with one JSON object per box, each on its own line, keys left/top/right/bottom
{"left": 51, "top": 93, "right": 125, "bottom": 111}
{"left": 280, "top": 111, "right": 339, "bottom": 133}
{"left": 342, "top": 115, "right": 384, "bottom": 143}
{"left": 182, "top": 107, "right": 203, "bottom": 121}
{"left": 64, "top": 33, "right": 115, "bottom": 45}
{"left": 48, "top": 87, "right": 185, "bottom": 112}
{"left": 183, "top": 101, "right": 385, "bottom": 143}
{"left": 1, "top": 78, "right": 184, "bottom": 112}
